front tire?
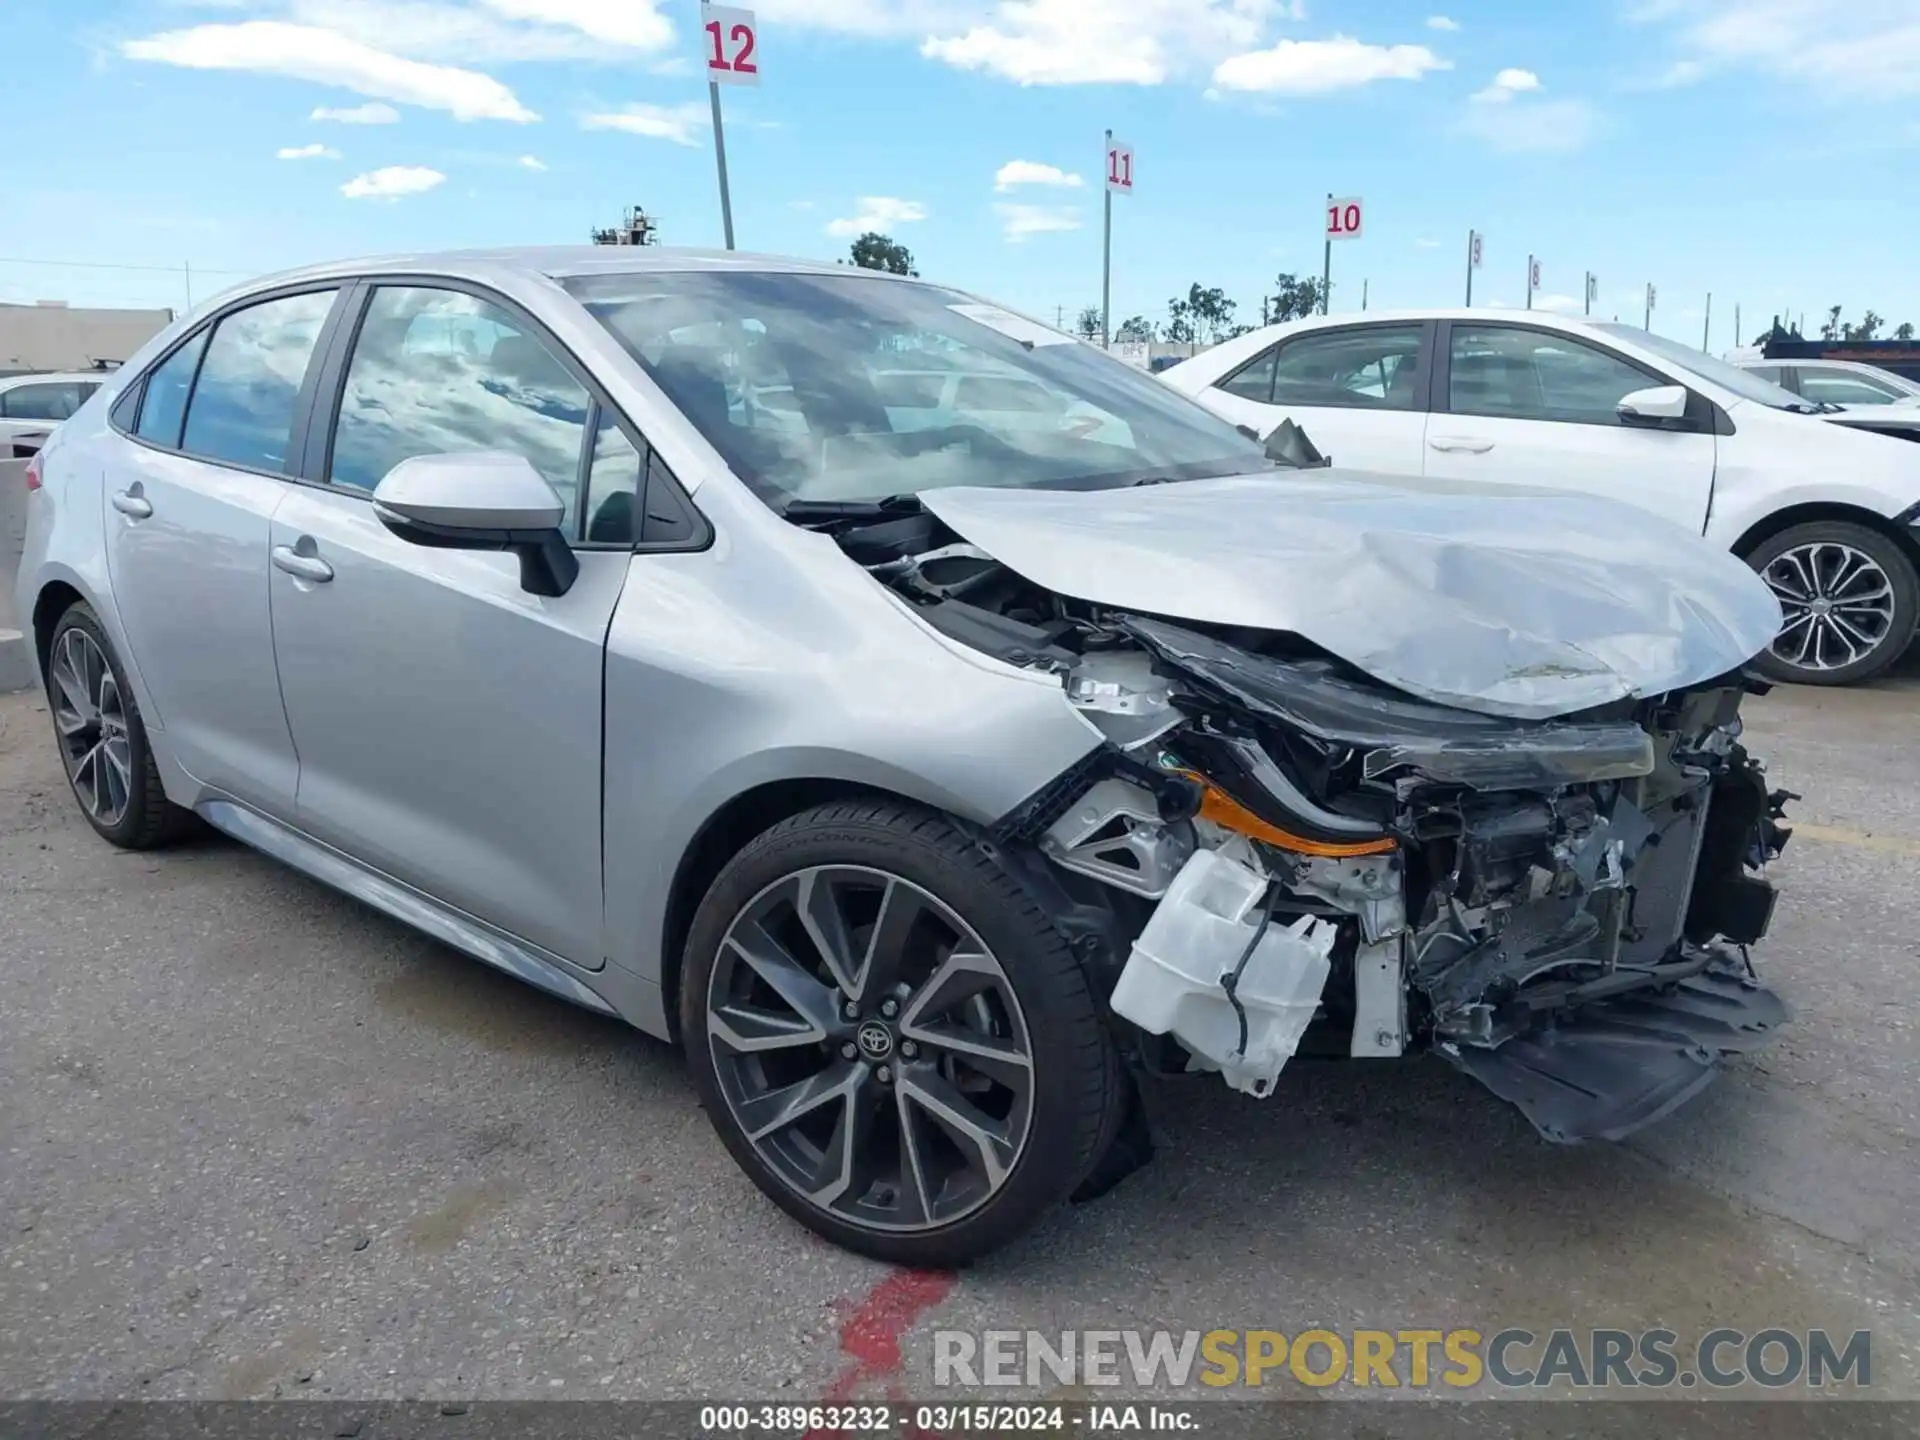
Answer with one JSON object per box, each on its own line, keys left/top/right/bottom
{"left": 681, "top": 800, "right": 1119, "bottom": 1266}
{"left": 44, "top": 602, "right": 193, "bottom": 849}
{"left": 1746, "top": 520, "right": 1919, "bottom": 686}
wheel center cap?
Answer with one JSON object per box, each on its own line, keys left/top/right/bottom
{"left": 1810, "top": 598, "right": 1834, "bottom": 616}
{"left": 855, "top": 1020, "right": 895, "bottom": 1062}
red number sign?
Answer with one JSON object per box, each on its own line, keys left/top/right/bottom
{"left": 702, "top": 4, "right": 760, "bottom": 87}
{"left": 1325, "top": 197, "right": 1363, "bottom": 241}
{"left": 1106, "top": 140, "right": 1135, "bottom": 195}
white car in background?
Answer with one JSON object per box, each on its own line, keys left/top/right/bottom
{"left": 1165, "top": 311, "right": 1920, "bottom": 685}
{"left": 1732, "top": 358, "right": 1920, "bottom": 447}
{"left": 0, "top": 371, "right": 106, "bottom": 453}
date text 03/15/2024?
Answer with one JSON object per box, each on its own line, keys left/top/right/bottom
{"left": 697, "top": 1403, "right": 1193, "bottom": 1434}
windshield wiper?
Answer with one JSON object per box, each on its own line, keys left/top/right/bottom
{"left": 780, "top": 493, "right": 923, "bottom": 520}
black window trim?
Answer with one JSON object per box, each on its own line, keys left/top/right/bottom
{"left": 303, "top": 272, "right": 710, "bottom": 555}
{"left": 106, "top": 279, "right": 354, "bottom": 481}
{"left": 1432, "top": 319, "right": 1723, "bottom": 435}
{"left": 1217, "top": 320, "right": 1438, "bottom": 413}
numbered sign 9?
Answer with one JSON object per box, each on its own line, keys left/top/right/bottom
{"left": 1106, "top": 139, "right": 1135, "bottom": 195}
{"left": 1469, "top": 232, "right": 1484, "bottom": 269}
{"left": 703, "top": 4, "right": 760, "bottom": 86}
{"left": 1326, "top": 196, "right": 1363, "bottom": 241}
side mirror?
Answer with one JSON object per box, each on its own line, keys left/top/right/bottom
{"left": 372, "top": 452, "right": 579, "bottom": 598}
{"left": 1617, "top": 385, "right": 1690, "bottom": 426}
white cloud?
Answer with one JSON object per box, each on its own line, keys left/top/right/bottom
{"left": 994, "top": 159, "right": 1084, "bottom": 191}
{"left": 1212, "top": 36, "right": 1450, "bottom": 94}
{"left": 340, "top": 164, "right": 446, "bottom": 198}
{"left": 1472, "top": 67, "right": 1542, "bottom": 102}
{"left": 311, "top": 101, "right": 399, "bottom": 123}
{"left": 1639, "top": 0, "right": 1920, "bottom": 98}
{"left": 580, "top": 103, "right": 708, "bottom": 146}
{"left": 122, "top": 22, "right": 537, "bottom": 121}
{"left": 995, "top": 203, "right": 1082, "bottom": 241}
{"left": 472, "top": 0, "right": 672, "bottom": 48}
{"left": 1415, "top": 237, "right": 1441, "bottom": 248}
{"left": 1459, "top": 96, "right": 1600, "bottom": 152}
{"left": 825, "top": 197, "right": 928, "bottom": 238}
{"left": 922, "top": 0, "right": 1277, "bottom": 86}
{"left": 1427, "top": 14, "right": 1460, "bottom": 30}
{"left": 277, "top": 142, "right": 342, "bottom": 159}
{"left": 518, "top": 154, "right": 547, "bottom": 170}
{"left": 262, "top": 0, "right": 674, "bottom": 64}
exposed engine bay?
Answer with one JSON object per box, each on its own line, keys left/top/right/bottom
{"left": 801, "top": 487, "right": 1794, "bottom": 1148}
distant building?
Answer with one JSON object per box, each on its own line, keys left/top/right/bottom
{"left": 1751, "top": 320, "right": 1920, "bottom": 381}
{"left": 0, "top": 301, "right": 174, "bottom": 377}
{"left": 591, "top": 207, "right": 661, "bottom": 247}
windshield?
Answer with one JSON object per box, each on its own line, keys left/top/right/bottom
{"left": 563, "top": 270, "right": 1267, "bottom": 507}
{"left": 1593, "top": 323, "right": 1811, "bottom": 410}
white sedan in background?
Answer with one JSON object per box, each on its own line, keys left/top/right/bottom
{"left": 1165, "top": 310, "right": 1920, "bottom": 685}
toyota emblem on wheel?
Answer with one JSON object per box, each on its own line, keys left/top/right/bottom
{"left": 856, "top": 1020, "right": 894, "bottom": 1061}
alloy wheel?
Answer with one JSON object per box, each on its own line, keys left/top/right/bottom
{"left": 706, "top": 865, "right": 1035, "bottom": 1233}
{"left": 1762, "top": 541, "right": 1898, "bottom": 674}
{"left": 48, "top": 627, "right": 134, "bottom": 826}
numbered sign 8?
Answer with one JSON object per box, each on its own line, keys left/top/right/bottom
{"left": 1325, "top": 197, "right": 1363, "bottom": 241}
{"left": 702, "top": 4, "right": 760, "bottom": 87}
{"left": 1106, "top": 139, "right": 1135, "bottom": 195}
{"left": 1529, "top": 259, "right": 1543, "bottom": 292}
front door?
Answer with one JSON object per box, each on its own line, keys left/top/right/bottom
{"left": 102, "top": 287, "right": 341, "bottom": 811}
{"left": 1196, "top": 322, "right": 1432, "bottom": 475}
{"left": 1423, "top": 321, "right": 1717, "bottom": 534}
{"left": 267, "top": 282, "right": 630, "bottom": 966}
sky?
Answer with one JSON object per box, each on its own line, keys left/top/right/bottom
{"left": 3, "top": 1, "right": 1918, "bottom": 349}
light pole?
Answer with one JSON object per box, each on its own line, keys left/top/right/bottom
{"left": 1465, "top": 230, "right": 1479, "bottom": 306}
{"left": 1101, "top": 129, "right": 1113, "bottom": 349}
{"left": 1321, "top": 192, "right": 1333, "bottom": 316}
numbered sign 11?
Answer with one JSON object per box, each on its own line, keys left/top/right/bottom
{"left": 1326, "top": 196, "right": 1363, "bottom": 241}
{"left": 1106, "top": 139, "right": 1135, "bottom": 195}
{"left": 703, "top": 4, "right": 760, "bottom": 86}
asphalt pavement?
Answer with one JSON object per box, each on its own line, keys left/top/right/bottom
{"left": 3, "top": 658, "right": 1918, "bottom": 1404}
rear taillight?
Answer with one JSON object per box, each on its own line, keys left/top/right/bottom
{"left": 23, "top": 454, "right": 42, "bottom": 491}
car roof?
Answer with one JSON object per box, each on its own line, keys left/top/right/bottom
{"left": 1249, "top": 308, "right": 1628, "bottom": 334}
{"left": 0, "top": 370, "right": 108, "bottom": 385}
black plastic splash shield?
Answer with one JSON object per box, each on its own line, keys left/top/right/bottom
{"left": 1446, "top": 963, "right": 1789, "bottom": 1144}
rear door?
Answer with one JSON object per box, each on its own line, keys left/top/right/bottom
{"left": 1193, "top": 322, "right": 1432, "bottom": 474}
{"left": 102, "top": 286, "right": 344, "bottom": 811}
{"left": 267, "top": 280, "right": 634, "bottom": 965}
{"left": 1424, "top": 321, "right": 1717, "bottom": 533}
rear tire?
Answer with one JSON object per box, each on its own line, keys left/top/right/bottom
{"left": 681, "top": 799, "right": 1120, "bottom": 1266}
{"left": 44, "top": 603, "right": 193, "bottom": 849}
{"left": 1745, "top": 520, "right": 1918, "bottom": 686}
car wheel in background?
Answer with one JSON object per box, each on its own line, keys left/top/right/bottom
{"left": 44, "top": 603, "right": 194, "bottom": 848}
{"left": 681, "top": 799, "right": 1120, "bottom": 1266}
{"left": 1746, "top": 520, "right": 1919, "bottom": 686}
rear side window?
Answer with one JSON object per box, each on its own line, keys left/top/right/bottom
{"left": 0, "top": 381, "right": 89, "bottom": 421}
{"left": 136, "top": 332, "right": 210, "bottom": 448}
{"left": 180, "top": 290, "right": 337, "bottom": 471}
{"left": 1272, "top": 326, "right": 1425, "bottom": 410}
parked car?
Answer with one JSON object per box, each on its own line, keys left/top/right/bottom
{"left": 16, "top": 250, "right": 1792, "bottom": 1264}
{"left": 0, "top": 370, "right": 104, "bottom": 451}
{"left": 1166, "top": 311, "right": 1920, "bottom": 686}
{"left": 1732, "top": 356, "right": 1920, "bottom": 407}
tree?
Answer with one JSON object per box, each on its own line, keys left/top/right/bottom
{"left": 849, "top": 232, "right": 916, "bottom": 276}
{"left": 1898, "top": 323, "right": 1916, "bottom": 341}
{"left": 1844, "top": 311, "right": 1884, "bottom": 341}
{"left": 1820, "top": 306, "right": 1844, "bottom": 342}
{"left": 1074, "top": 306, "right": 1104, "bottom": 342}
{"left": 1164, "top": 294, "right": 1196, "bottom": 345}
{"left": 1265, "top": 272, "right": 1326, "bottom": 325}
{"left": 1115, "top": 315, "right": 1155, "bottom": 343}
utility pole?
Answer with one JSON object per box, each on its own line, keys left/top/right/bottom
{"left": 1735, "top": 303, "right": 1742, "bottom": 346}
{"left": 1526, "top": 254, "right": 1534, "bottom": 311}
{"left": 1584, "top": 272, "right": 1594, "bottom": 317}
{"left": 1703, "top": 293, "right": 1712, "bottom": 352}
{"left": 183, "top": 261, "right": 193, "bottom": 312}
{"left": 1101, "top": 129, "right": 1114, "bottom": 348}
{"left": 1645, "top": 283, "right": 1656, "bottom": 331}
{"left": 1362, "top": 278, "right": 1369, "bottom": 312}
{"left": 1465, "top": 229, "right": 1481, "bottom": 306}
{"left": 1322, "top": 192, "right": 1333, "bottom": 316}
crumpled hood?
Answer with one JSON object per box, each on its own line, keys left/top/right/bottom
{"left": 920, "top": 471, "right": 1783, "bottom": 719}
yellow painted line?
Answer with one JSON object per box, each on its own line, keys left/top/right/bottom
{"left": 1792, "top": 822, "right": 1920, "bottom": 858}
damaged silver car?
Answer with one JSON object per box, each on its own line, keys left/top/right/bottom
{"left": 17, "top": 249, "right": 1793, "bottom": 1266}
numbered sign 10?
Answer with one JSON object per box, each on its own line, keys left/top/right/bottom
{"left": 703, "top": 4, "right": 760, "bottom": 86}
{"left": 1326, "top": 196, "right": 1363, "bottom": 240}
{"left": 1106, "top": 139, "right": 1135, "bottom": 195}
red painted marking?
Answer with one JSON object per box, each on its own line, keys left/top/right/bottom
{"left": 808, "top": 1269, "right": 955, "bottom": 1437}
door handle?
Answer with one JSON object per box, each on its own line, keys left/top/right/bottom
{"left": 272, "top": 543, "right": 334, "bottom": 584}
{"left": 111, "top": 488, "right": 153, "bottom": 519}
{"left": 1429, "top": 437, "right": 1496, "bottom": 454}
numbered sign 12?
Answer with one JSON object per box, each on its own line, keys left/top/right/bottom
{"left": 703, "top": 4, "right": 760, "bottom": 87}
{"left": 1106, "top": 139, "right": 1135, "bottom": 195}
{"left": 1326, "top": 196, "right": 1363, "bottom": 241}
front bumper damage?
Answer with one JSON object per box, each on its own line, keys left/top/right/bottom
{"left": 1013, "top": 619, "right": 1795, "bottom": 1146}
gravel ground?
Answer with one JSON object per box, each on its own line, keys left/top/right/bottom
{"left": 2, "top": 658, "right": 1917, "bottom": 1406}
